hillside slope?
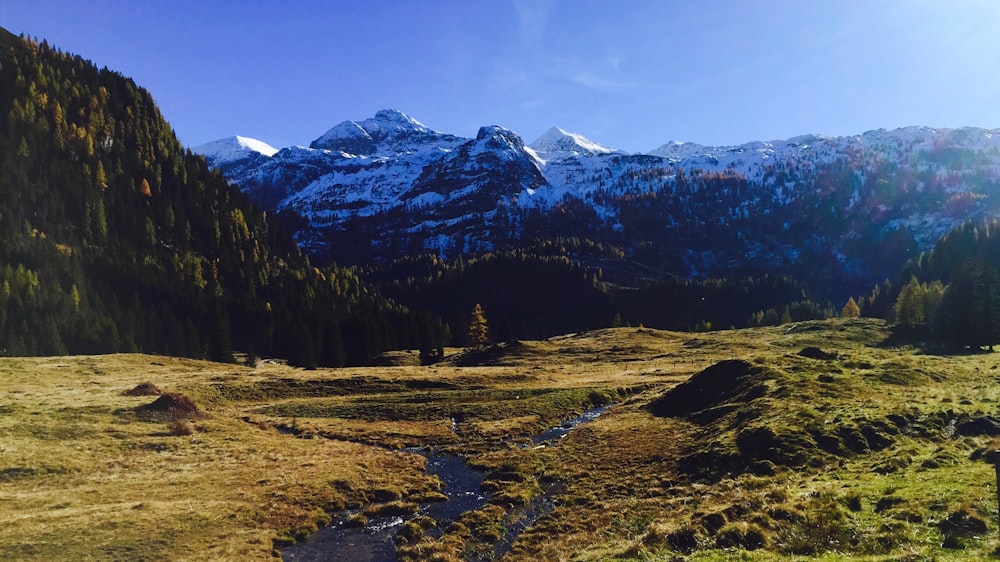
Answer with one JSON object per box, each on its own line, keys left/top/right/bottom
{"left": 0, "top": 29, "right": 444, "bottom": 364}
{"left": 199, "top": 112, "right": 1000, "bottom": 298}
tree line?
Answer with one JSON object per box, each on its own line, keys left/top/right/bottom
{"left": 358, "top": 237, "right": 841, "bottom": 342}
{"left": 885, "top": 217, "right": 1000, "bottom": 350}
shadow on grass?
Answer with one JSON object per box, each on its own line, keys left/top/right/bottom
{"left": 880, "top": 324, "right": 999, "bottom": 356}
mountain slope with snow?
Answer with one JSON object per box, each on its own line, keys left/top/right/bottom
{"left": 193, "top": 135, "right": 279, "bottom": 165}
{"left": 194, "top": 113, "right": 1000, "bottom": 297}
{"left": 309, "top": 109, "right": 465, "bottom": 156}
{"left": 530, "top": 126, "right": 621, "bottom": 159}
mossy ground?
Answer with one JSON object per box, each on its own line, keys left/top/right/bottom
{"left": 3, "top": 319, "right": 1000, "bottom": 560}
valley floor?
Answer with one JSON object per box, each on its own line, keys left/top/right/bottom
{"left": 2, "top": 318, "right": 1000, "bottom": 560}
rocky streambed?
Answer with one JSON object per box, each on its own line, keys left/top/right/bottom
{"left": 281, "top": 406, "right": 611, "bottom": 561}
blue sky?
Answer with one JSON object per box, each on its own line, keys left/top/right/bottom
{"left": 4, "top": 1, "right": 1000, "bottom": 153}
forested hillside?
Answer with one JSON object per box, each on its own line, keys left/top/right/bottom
{"left": 0, "top": 28, "right": 445, "bottom": 365}
{"left": 200, "top": 106, "right": 1000, "bottom": 308}
{"left": 360, "top": 238, "right": 839, "bottom": 341}
{"left": 881, "top": 217, "right": 1000, "bottom": 349}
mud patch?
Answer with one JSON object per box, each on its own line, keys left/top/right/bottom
{"left": 135, "top": 393, "right": 207, "bottom": 422}
{"left": 798, "top": 347, "right": 836, "bottom": 360}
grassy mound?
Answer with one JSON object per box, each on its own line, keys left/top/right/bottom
{"left": 646, "top": 359, "right": 777, "bottom": 422}
{"left": 134, "top": 392, "right": 206, "bottom": 422}
{"left": 122, "top": 381, "right": 162, "bottom": 396}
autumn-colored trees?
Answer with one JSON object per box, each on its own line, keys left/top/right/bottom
{"left": 468, "top": 303, "right": 489, "bottom": 349}
{"left": 841, "top": 297, "right": 861, "bottom": 318}
{"left": 0, "top": 29, "right": 446, "bottom": 364}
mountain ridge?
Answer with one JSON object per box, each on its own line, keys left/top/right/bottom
{"left": 195, "top": 110, "right": 1000, "bottom": 300}
{"left": 195, "top": 116, "right": 1000, "bottom": 169}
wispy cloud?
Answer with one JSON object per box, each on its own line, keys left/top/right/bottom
{"left": 571, "top": 68, "right": 634, "bottom": 92}
{"left": 511, "top": 0, "right": 554, "bottom": 47}
{"left": 499, "top": 1, "right": 634, "bottom": 93}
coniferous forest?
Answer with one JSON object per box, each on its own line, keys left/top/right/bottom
{"left": 0, "top": 28, "right": 447, "bottom": 365}
{"left": 888, "top": 216, "right": 1000, "bottom": 350}
{"left": 357, "top": 238, "right": 838, "bottom": 342}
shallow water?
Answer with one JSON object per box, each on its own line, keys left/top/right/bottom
{"left": 282, "top": 406, "right": 609, "bottom": 562}
{"left": 529, "top": 406, "right": 609, "bottom": 445}
{"left": 281, "top": 452, "right": 485, "bottom": 562}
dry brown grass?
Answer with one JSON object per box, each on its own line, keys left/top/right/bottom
{"left": 4, "top": 319, "right": 1000, "bottom": 561}
{"left": 0, "top": 355, "right": 438, "bottom": 561}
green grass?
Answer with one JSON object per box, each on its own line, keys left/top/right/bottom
{"left": 6, "top": 319, "right": 1000, "bottom": 560}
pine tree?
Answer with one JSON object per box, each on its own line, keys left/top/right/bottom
{"left": 206, "top": 300, "right": 234, "bottom": 363}
{"left": 841, "top": 297, "right": 861, "bottom": 318}
{"left": 933, "top": 259, "right": 1000, "bottom": 350}
{"left": 0, "top": 30, "right": 442, "bottom": 365}
{"left": 468, "top": 303, "right": 489, "bottom": 349}
{"left": 922, "top": 280, "right": 945, "bottom": 322}
{"left": 779, "top": 307, "right": 792, "bottom": 325}
{"left": 612, "top": 312, "right": 623, "bottom": 328}
{"left": 894, "top": 276, "right": 925, "bottom": 327}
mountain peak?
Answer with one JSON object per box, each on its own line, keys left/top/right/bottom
{"left": 647, "top": 140, "right": 709, "bottom": 160}
{"left": 529, "top": 126, "right": 619, "bottom": 157}
{"left": 475, "top": 125, "right": 530, "bottom": 153}
{"left": 372, "top": 108, "right": 427, "bottom": 129}
{"left": 310, "top": 109, "right": 448, "bottom": 154}
{"left": 192, "top": 135, "right": 278, "bottom": 164}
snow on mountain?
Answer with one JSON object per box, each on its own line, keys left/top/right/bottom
{"left": 198, "top": 111, "right": 1000, "bottom": 290}
{"left": 647, "top": 127, "right": 1000, "bottom": 183}
{"left": 646, "top": 140, "right": 708, "bottom": 160}
{"left": 407, "top": 125, "right": 546, "bottom": 204}
{"left": 529, "top": 126, "right": 620, "bottom": 159}
{"left": 646, "top": 135, "right": 845, "bottom": 181}
{"left": 309, "top": 108, "right": 464, "bottom": 156}
{"left": 192, "top": 135, "right": 278, "bottom": 165}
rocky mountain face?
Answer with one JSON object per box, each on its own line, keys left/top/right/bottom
{"left": 195, "top": 112, "right": 1000, "bottom": 296}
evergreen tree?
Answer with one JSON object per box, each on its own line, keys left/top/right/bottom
{"left": 0, "top": 28, "right": 447, "bottom": 365}
{"left": 933, "top": 259, "right": 1000, "bottom": 350}
{"left": 206, "top": 300, "right": 234, "bottom": 363}
{"left": 468, "top": 303, "right": 489, "bottom": 349}
{"left": 779, "top": 307, "right": 792, "bottom": 325}
{"left": 841, "top": 297, "right": 861, "bottom": 318}
{"left": 922, "top": 280, "right": 945, "bottom": 322}
{"left": 894, "top": 276, "right": 926, "bottom": 327}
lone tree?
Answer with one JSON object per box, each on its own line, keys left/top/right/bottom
{"left": 468, "top": 303, "right": 490, "bottom": 349}
{"left": 842, "top": 297, "right": 861, "bottom": 318}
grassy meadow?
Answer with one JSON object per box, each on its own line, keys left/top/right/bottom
{"left": 3, "top": 318, "right": 1000, "bottom": 560}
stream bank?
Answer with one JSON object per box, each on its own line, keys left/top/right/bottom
{"left": 281, "top": 405, "right": 611, "bottom": 561}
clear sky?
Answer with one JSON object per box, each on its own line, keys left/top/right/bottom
{"left": 4, "top": 0, "right": 1000, "bottom": 153}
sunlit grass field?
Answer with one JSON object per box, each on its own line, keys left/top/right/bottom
{"left": 3, "top": 318, "right": 1000, "bottom": 560}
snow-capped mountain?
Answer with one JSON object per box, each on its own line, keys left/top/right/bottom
{"left": 530, "top": 126, "right": 621, "bottom": 159}
{"left": 194, "top": 135, "right": 279, "bottom": 164}
{"left": 309, "top": 108, "right": 465, "bottom": 156}
{"left": 194, "top": 111, "right": 1000, "bottom": 296}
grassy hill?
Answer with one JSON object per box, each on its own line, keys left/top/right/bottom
{"left": 3, "top": 318, "right": 1000, "bottom": 560}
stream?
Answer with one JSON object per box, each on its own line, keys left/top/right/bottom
{"left": 281, "top": 406, "right": 610, "bottom": 562}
